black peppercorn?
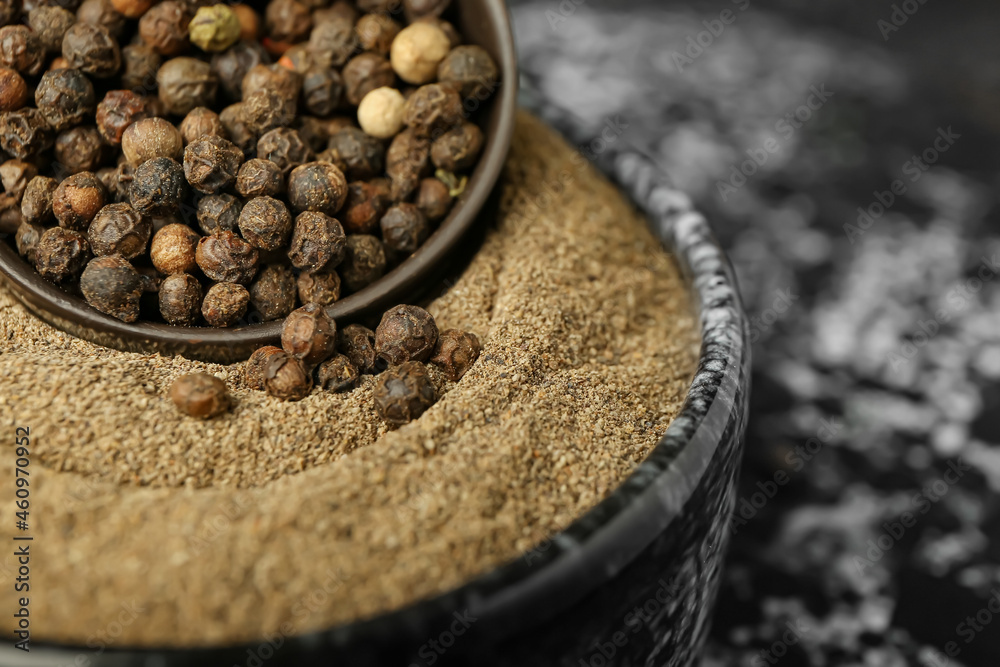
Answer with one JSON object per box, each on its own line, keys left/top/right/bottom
{"left": 238, "top": 195, "right": 293, "bottom": 250}
{"left": 179, "top": 106, "right": 228, "bottom": 145}
{"left": 337, "top": 322, "right": 377, "bottom": 373}
{"left": 202, "top": 281, "right": 249, "bottom": 327}
{"left": 263, "top": 350, "right": 312, "bottom": 400}
{"left": 121, "top": 43, "right": 161, "bottom": 91}
{"left": 307, "top": 15, "right": 357, "bottom": 68}
{"left": 0, "top": 67, "right": 27, "bottom": 112}
{"left": 373, "top": 360, "right": 437, "bottom": 425}
{"left": 80, "top": 254, "right": 143, "bottom": 322}
{"left": 77, "top": 0, "right": 127, "bottom": 39}
{"left": 0, "top": 2, "right": 18, "bottom": 28}
{"left": 211, "top": 40, "right": 270, "bottom": 101}
{"left": 403, "top": 83, "right": 463, "bottom": 137}
{"left": 15, "top": 221, "right": 46, "bottom": 264}
{"left": 196, "top": 229, "right": 259, "bottom": 283}
{"left": 159, "top": 272, "right": 203, "bottom": 325}
{"left": 61, "top": 23, "right": 121, "bottom": 78}
{"left": 302, "top": 67, "right": 345, "bottom": 117}
{"left": 429, "top": 328, "right": 480, "bottom": 381}
{"left": 219, "top": 103, "right": 257, "bottom": 155}
{"left": 257, "top": 126, "right": 314, "bottom": 176}
{"left": 0, "top": 108, "right": 55, "bottom": 159}
{"left": 315, "top": 0, "right": 357, "bottom": 24}
{"left": 236, "top": 158, "right": 285, "bottom": 198}
{"left": 294, "top": 115, "right": 332, "bottom": 153}
{"left": 0, "top": 159, "right": 37, "bottom": 202}
{"left": 35, "top": 68, "right": 97, "bottom": 132}
{"left": 130, "top": 157, "right": 187, "bottom": 215}
{"left": 245, "top": 345, "right": 284, "bottom": 390}
{"left": 139, "top": 1, "right": 192, "bottom": 57}
{"left": 53, "top": 171, "right": 106, "bottom": 231}
{"left": 356, "top": 13, "right": 401, "bottom": 56}
{"left": 297, "top": 269, "right": 340, "bottom": 306}
{"left": 0, "top": 193, "right": 21, "bottom": 233}
{"left": 385, "top": 128, "right": 430, "bottom": 201}
{"left": 415, "top": 176, "right": 451, "bottom": 221}
{"left": 88, "top": 202, "right": 151, "bottom": 259}
{"left": 241, "top": 63, "right": 302, "bottom": 107}
{"left": 437, "top": 45, "right": 498, "bottom": 102}
{"left": 151, "top": 223, "right": 201, "bottom": 274}
{"left": 53, "top": 126, "right": 107, "bottom": 175}
{"left": 184, "top": 135, "right": 244, "bottom": 193}
{"left": 196, "top": 192, "right": 242, "bottom": 234}
{"left": 265, "top": 0, "right": 312, "bottom": 44}
{"left": 287, "top": 210, "right": 345, "bottom": 272}
{"left": 29, "top": 6, "right": 76, "bottom": 54}
{"left": 0, "top": 26, "right": 45, "bottom": 77}
{"left": 375, "top": 303, "right": 438, "bottom": 364}
{"left": 169, "top": 373, "right": 231, "bottom": 418}
{"left": 282, "top": 301, "right": 336, "bottom": 367}
{"left": 242, "top": 88, "right": 295, "bottom": 135}
{"left": 380, "top": 202, "right": 428, "bottom": 256}
{"left": 321, "top": 127, "right": 385, "bottom": 181}
{"left": 340, "top": 180, "right": 389, "bottom": 234}
{"left": 35, "top": 226, "right": 92, "bottom": 283}
{"left": 339, "top": 233, "right": 385, "bottom": 292}
{"left": 157, "top": 57, "right": 219, "bottom": 116}
{"left": 316, "top": 354, "right": 358, "bottom": 392}
{"left": 101, "top": 161, "right": 134, "bottom": 203}
{"left": 248, "top": 262, "right": 297, "bottom": 320}
{"left": 287, "top": 161, "right": 347, "bottom": 215}
{"left": 342, "top": 53, "right": 395, "bottom": 106}
{"left": 21, "top": 176, "right": 57, "bottom": 225}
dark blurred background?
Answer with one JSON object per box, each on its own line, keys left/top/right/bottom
{"left": 509, "top": 0, "right": 1000, "bottom": 665}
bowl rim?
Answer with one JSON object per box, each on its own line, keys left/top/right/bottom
{"left": 8, "top": 48, "right": 750, "bottom": 667}
{"left": 0, "top": 0, "right": 518, "bottom": 364}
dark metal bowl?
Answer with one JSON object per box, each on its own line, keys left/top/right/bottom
{"left": 0, "top": 0, "right": 517, "bottom": 363}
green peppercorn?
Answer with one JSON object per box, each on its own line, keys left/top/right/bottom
{"left": 189, "top": 4, "right": 242, "bottom": 53}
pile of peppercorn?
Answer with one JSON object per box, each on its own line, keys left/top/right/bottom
{"left": 171, "top": 303, "right": 481, "bottom": 420}
{"left": 0, "top": 0, "right": 498, "bottom": 329}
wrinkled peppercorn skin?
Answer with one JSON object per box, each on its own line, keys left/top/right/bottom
{"left": 184, "top": 135, "right": 244, "bottom": 194}
{"left": 238, "top": 196, "right": 293, "bottom": 251}
{"left": 287, "top": 210, "right": 345, "bottom": 272}
{"left": 35, "top": 68, "right": 96, "bottom": 131}
{"left": 88, "top": 202, "right": 151, "bottom": 259}
{"left": 429, "top": 328, "right": 481, "bottom": 381}
{"left": 375, "top": 304, "right": 439, "bottom": 364}
{"left": 245, "top": 345, "right": 284, "bottom": 390}
{"left": 287, "top": 161, "right": 347, "bottom": 215}
{"left": 281, "top": 301, "right": 337, "bottom": 367}
{"left": 196, "top": 230, "right": 260, "bottom": 283}
{"left": 339, "top": 234, "right": 386, "bottom": 292}
{"left": 322, "top": 126, "right": 385, "bottom": 181}
{"left": 34, "top": 227, "right": 92, "bottom": 283}
{"left": 80, "top": 254, "right": 143, "bottom": 322}
{"left": 202, "top": 281, "right": 250, "bottom": 327}
{"left": 337, "top": 323, "right": 378, "bottom": 373}
{"left": 130, "top": 157, "right": 187, "bottom": 215}
{"left": 297, "top": 269, "right": 340, "bottom": 306}
{"left": 316, "top": 354, "right": 359, "bottom": 392}
{"left": 159, "top": 272, "right": 203, "bottom": 326}
{"left": 249, "top": 263, "right": 298, "bottom": 321}
{"left": 52, "top": 171, "right": 106, "bottom": 231}
{"left": 197, "top": 193, "right": 242, "bottom": 234}
{"left": 264, "top": 351, "right": 313, "bottom": 401}
{"left": 380, "top": 202, "right": 429, "bottom": 255}
{"left": 169, "top": 373, "right": 231, "bottom": 418}
{"left": 373, "top": 360, "right": 437, "bottom": 425}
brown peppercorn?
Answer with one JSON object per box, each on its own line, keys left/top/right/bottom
{"left": 169, "top": 372, "right": 231, "bottom": 418}
{"left": 339, "top": 234, "right": 385, "bottom": 292}
{"left": 380, "top": 203, "right": 429, "bottom": 256}
{"left": 54, "top": 126, "right": 107, "bottom": 175}
{"left": 88, "top": 202, "right": 151, "bottom": 259}
{"left": 341, "top": 179, "right": 390, "bottom": 234}
{"left": 242, "top": 88, "right": 295, "bottom": 135}
{"left": 29, "top": 6, "right": 76, "bottom": 54}
{"left": 121, "top": 117, "right": 183, "bottom": 166}
{"left": 248, "top": 262, "right": 297, "bottom": 320}
{"left": 61, "top": 23, "right": 121, "bottom": 78}
{"left": 403, "top": 83, "right": 463, "bottom": 137}
{"left": 322, "top": 127, "right": 385, "bottom": 181}
{"left": 236, "top": 158, "right": 284, "bottom": 198}
{"left": 263, "top": 350, "right": 312, "bottom": 400}
{"left": 183, "top": 135, "right": 243, "bottom": 193}
{"left": 302, "top": 67, "right": 345, "bottom": 117}
{"left": 238, "top": 195, "right": 292, "bottom": 250}
{"left": 111, "top": 0, "right": 156, "bottom": 19}
{"left": 375, "top": 304, "right": 438, "bottom": 364}
{"left": 21, "top": 176, "right": 57, "bottom": 225}
{"left": 282, "top": 301, "right": 336, "bottom": 367}
{"left": 316, "top": 354, "right": 358, "bottom": 392}
{"left": 76, "top": 0, "right": 127, "bottom": 39}
{"left": 35, "top": 227, "right": 91, "bottom": 283}
{"left": 385, "top": 128, "right": 430, "bottom": 201}
{"left": 0, "top": 159, "right": 36, "bottom": 202}
{"left": 95, "top": 90, "right": 148, "bottom": 145}
{"left": 179, "top": 107, "right": 228, "bottom": 145}
{"left": 35, "top": 68, "right": 97, "bottom": 132}
{"left": 211, "top": 40, "right": 270, "bottom": 102}
{"left": 0, "top": 193, "right": 21, "bottom": 233}
{"left": 241, "top": 63, "right": 302, "bottom": 104}
{"left": 100, "top": 161, "right": 134, "bottom": 203}
{"left": 157, "top": 57, "right": 218, "bottom": 116}
{"left": 265, "top": 0, "right": 312, "bottom": 43}
{"left": 139, "top": 1, "right": 192, "bottom": 57}
{"left": 336, "top": 322, "right": 377, "bottom": 373}
{"left": 0, "top": 1, "right": 16, "bottom": 27}
{"left": 0, "top": 67, "right": 27, "bottom": 112}
{"left": 196, "top": 229, "right": 259, "bottom": 283}
{"left": 202, "top": 281, "right": 249, "bottom": 327}
{"left": 196, "top": 192, "right": 242, "bottom": 234}
{"left": 287, "top": 161, "right": 347, "bottom": 215}
{"left": 307, "top": 15, "right": 357, "bottom": 69}
{"left": 404, "top": 0, "right": 451, "bottom": 19}
{"left": 121, "top": 43, "right": 161, "bottom": 92}
{"left": 257, "top": 126, "right": 314, "bottom": 176}
{"left": 245, "top": 345, "right": 283, "bottom": 389}
{"left": 159, "top": 272, "right": 203, "bottom": 325}
{"left": 231, "top": 4, "right": 260, "bottom": 42}
{"left": 0, "top": 108, "right": 55, "bottom": 159}
{"left": 294, "top": 115, "right": 333, "bottom": 153}
{"left": 356, "top": 13, "right": 401, "bottom": 56}
{"left": 429, "top": 329, "right": 481, "bottom": 381}
{"left": 189, "top": 4, "right": 241, "bottom": 53}
{"left": 389, "top": 22, "right": 449, "bottom": 85}
{"left": 150, "top": 223, "right": 201, "bottom": 274}
{"left": 218, "top": 102, "right": 257, "bottom": 154}
{"left": 342, "top": 53, "right": 395, "bottom": 107}
{"left": 430, "top": 121, "right": 483, "bottom": 171}
{"left": 279, "top": 43, "right": 317, "bottom": 72}
{"left": 130, "top": 157, "right": 187, "bottom": 215}
{"left": 415, "top": 177, "right": 451, "bottom": 221}
{"left": 15, "top": 221, "right": 46, "bottom": 264}
{"left": 438, "top": 45, "right": 499, "bottom": 102}
{"left": 53, "top": 171, "right": 106, "bottom": 231}
{"left": 373, "top": 360, "right": 437, "bottom": 425}
{"left": 287, "top": 211, "right": 345, "bottom": 271}
{"left": 80, "top": 254, "right": 143, "bottom": 322}
{"left": 296, "top": 269, "right": 340, "bottom": 306}
{"left": 0, "top": 26, "right": 45, "bottom": 77}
